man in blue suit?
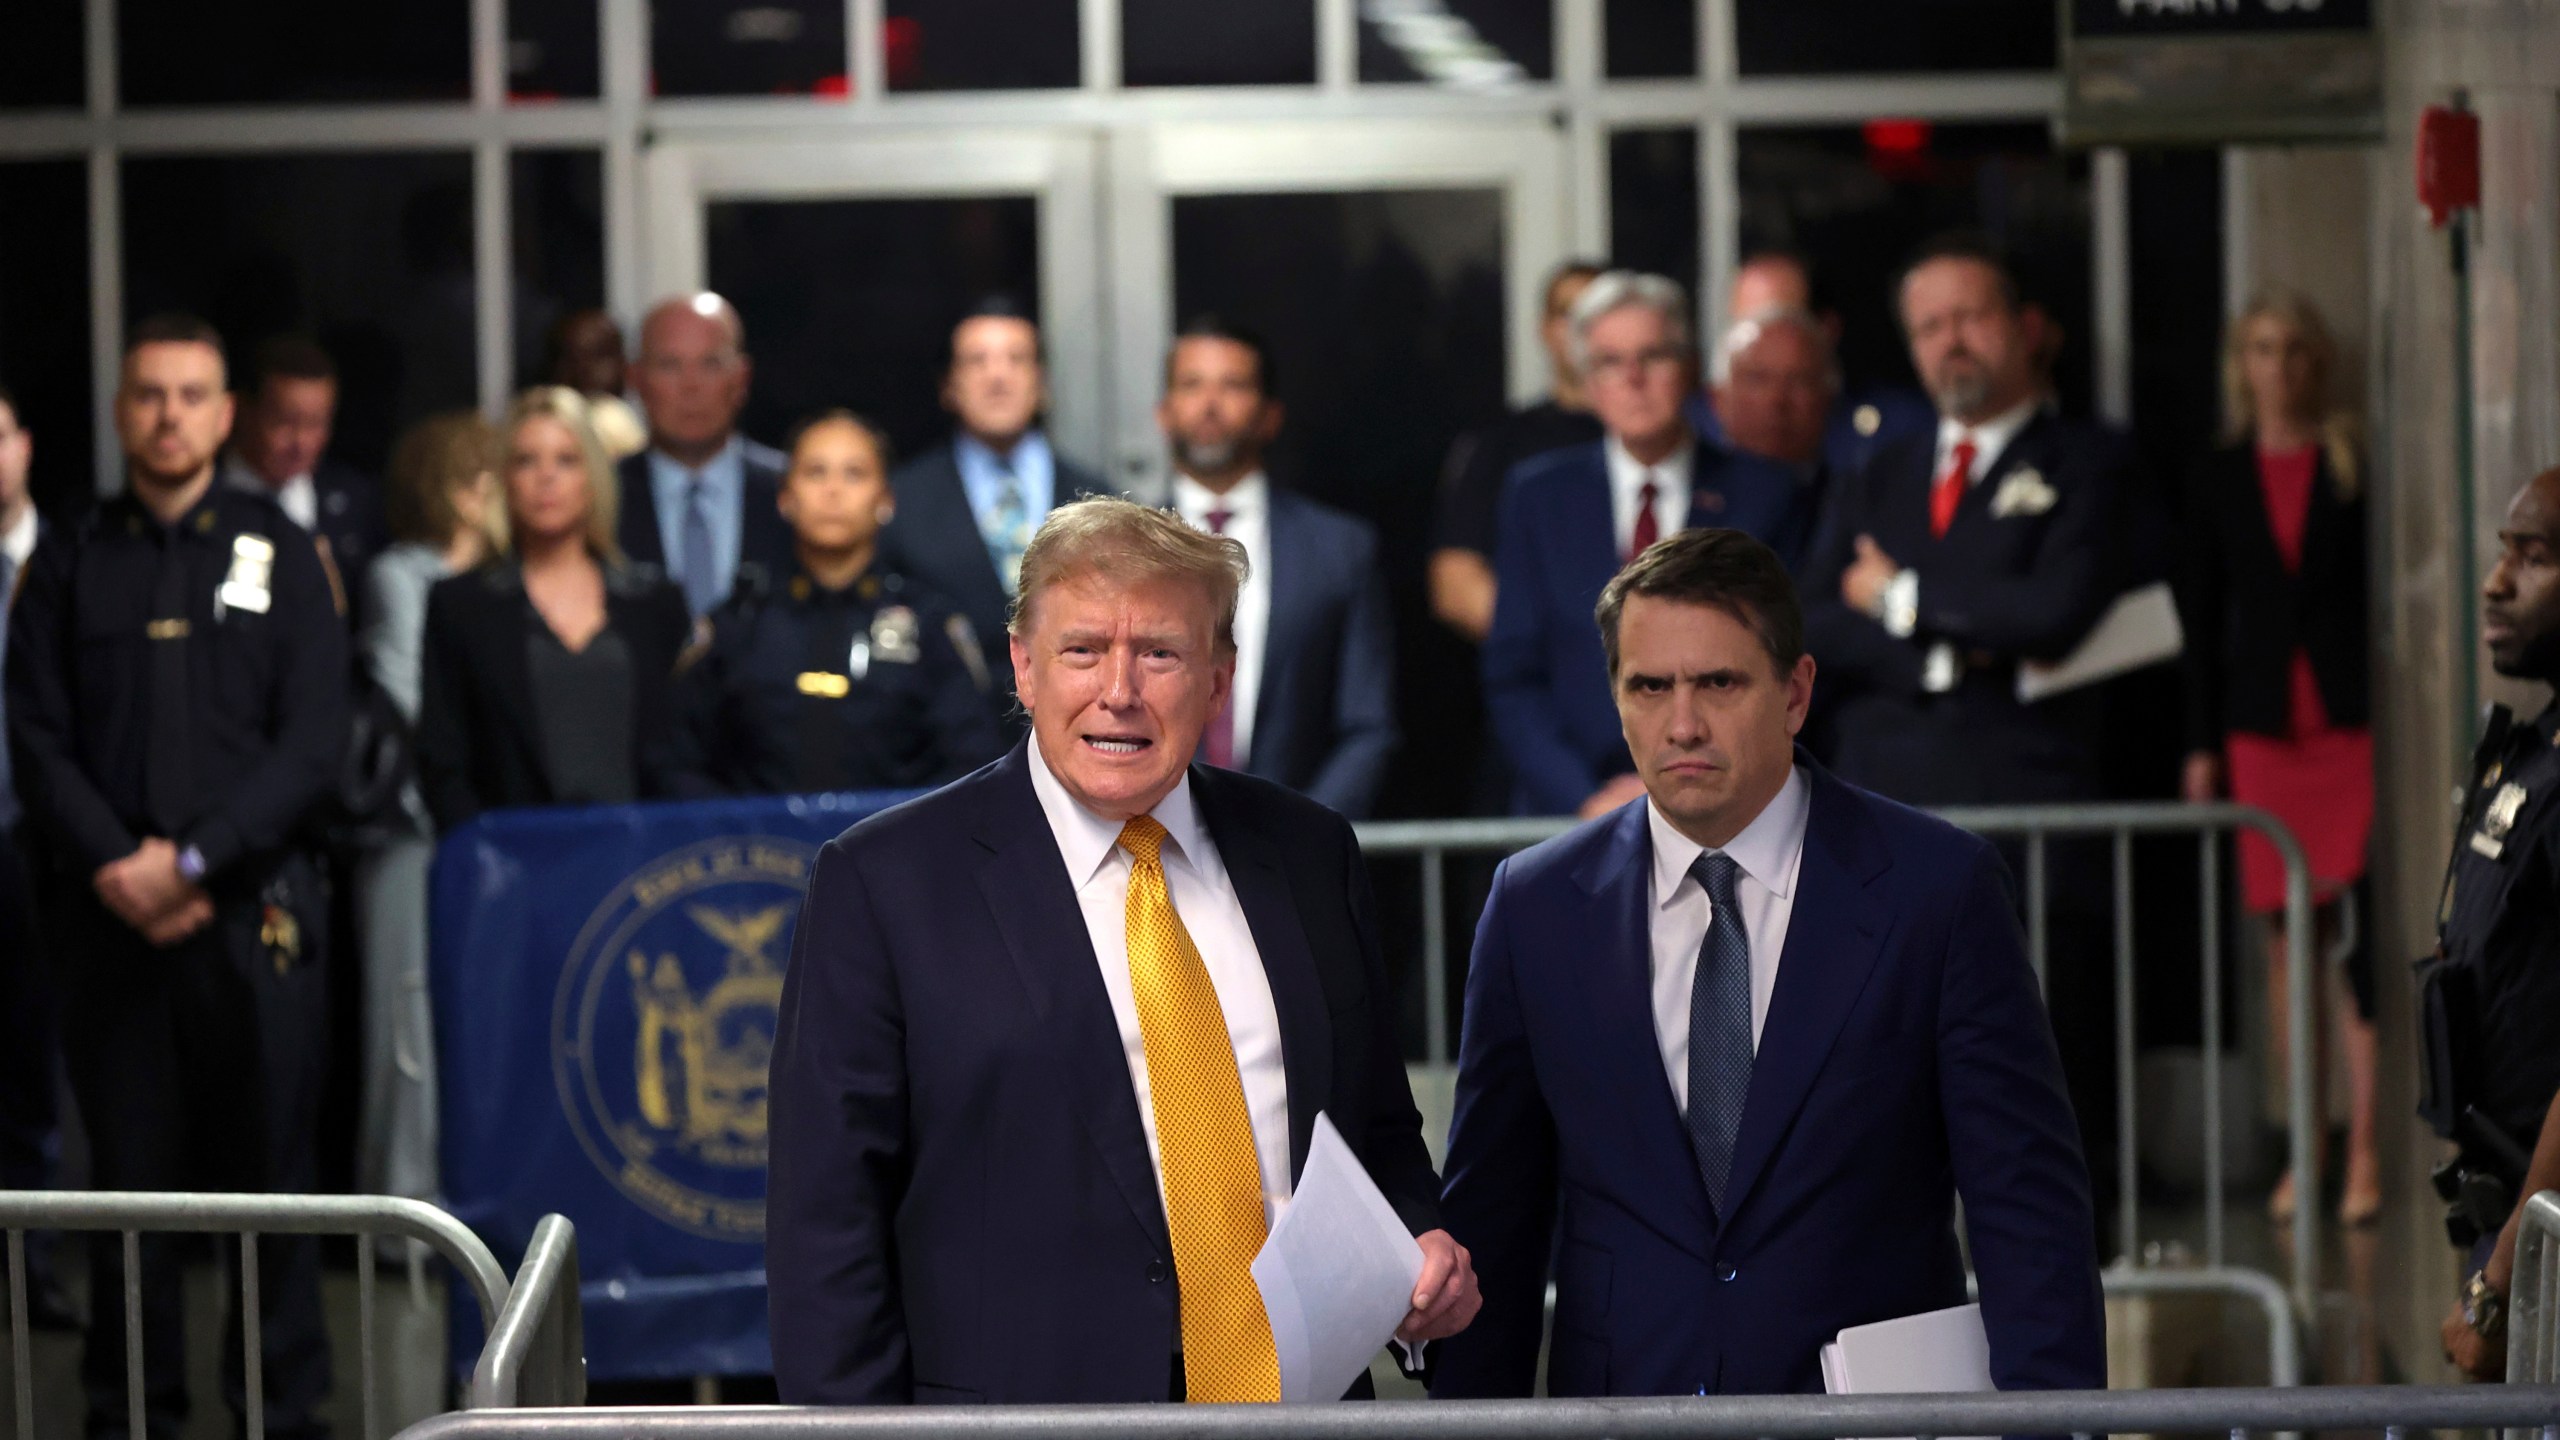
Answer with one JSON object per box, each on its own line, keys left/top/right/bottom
{"left": 1155, "top": 316, "right": 1397, "bottom": 819}
{"left": 1484, "top": 270, "right": 1807, "bottom": 818}
{"left": 617, "top": 294, "right": 793, "bottom": 617}
{"left": 882, "top": 298, "right": 1110, "bottom": 731}
{"left": 1434, "top": 526, "right": 2103, "bottom": 1399}
{"left": 768, "top": 497, "right": 1476, "bottom": 1404}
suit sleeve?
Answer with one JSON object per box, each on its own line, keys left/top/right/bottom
{"left": 1303, "top": 526, "right": 1398, "bottom": 820}
{"left": 5, "top": 533, "right": 141, "bottom": 870}
{"left": 2172, "top": 460, "right": 2227, "bottom": 755}
{"left": 1481, "top": 476, "right": 1605, "bottom": 814}
{"left": 1338, "top": 816, "right": 1444, "bottom": 1237}
{"left": 662, "top": 610, "right": 738, "bottom": 800}
{"left": 1911, "top": 447, "right": 2127, "bottom": 661}
{"left": 1428, "top": 863, "right": 1557, "bottom": 1398}
{"left": 414, "top": 583, "right": 482, "bottom": 833}
{"left": 768, "top": 836, "right": 916, "bottom": 1405}
{"left": 182, "top": 532, "right": 349, "bottom": 876}
{"left": 1937, "top": 845, "right": 2107, "bottom": 1393}
{"left": 1798, "top": 462, "right": 1926, "bottom": 696}
{"left": 922, "top": 607, "right": 1006, "bottom": 782}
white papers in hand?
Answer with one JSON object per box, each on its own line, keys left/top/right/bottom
{"left": 2016, "top": 581, "right": 2184, "bottom": 702}
{"left": 1249, "top": 1112, "right": 1424, "bottom": 1403}
{"left": 1820, "top": 1301, "right": 1995, "bottom": 1440}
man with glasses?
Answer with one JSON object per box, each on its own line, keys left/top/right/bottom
{"left": 1482, "top": 271, "right": 1804, "bottom": 818}
{"left": 620, "top": 292, "right": 793, "bottom": 618}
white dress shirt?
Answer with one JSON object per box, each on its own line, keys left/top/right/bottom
{"left": 1603, "top": 435, "right": 1693, "bottom": 558}
{"left": 224, "top": 455, "right": 317, "bottom": 532}
{"left": 1, "top": 506, "right": 34, "bottom": 572}
{"left": 1171, "top": 472, "right": 1271, "bottom": 767}
{"left": 1644, "top": 766, "right": 1812, "bottom": 1113}
{"left": 1026, "top": 736, "right": 1295, "bottom": 1227}
{"left": 1930, "top": 397, "right": 2040, "bottom": 492}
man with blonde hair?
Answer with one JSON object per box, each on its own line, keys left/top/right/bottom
{"left": 768, "top": 496, "right": 1478, "bottom": 1405}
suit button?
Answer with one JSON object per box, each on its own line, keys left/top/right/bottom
{"left": 1146, "top": 1260, "right": 1169, "bottom": 1284}
{"left": 1714, "top": 1263, "right": 1738, "bottom": 1283}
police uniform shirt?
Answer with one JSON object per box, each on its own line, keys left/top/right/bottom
{"left": 2440, "top": 702, "right": 2560, "bottom": 1146}
{"left": 676, "top": 565, "right": 1003, "bottom": 796}
{"left": 3, "top": 485, "right": 350, "bottom": 884}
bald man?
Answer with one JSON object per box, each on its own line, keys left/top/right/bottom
{"left": 1697, "top": 252, "right": 1932, "bottom": 484}
{"left": 622, "top": 293, "right": 793, "bottom": 618}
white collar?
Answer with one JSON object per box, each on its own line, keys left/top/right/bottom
{"left": 0, "top": 505, "right": 34, "bottom": 569}
{"left": 222, "top": 453, "right": 308, "bottom": 496}
{"left": 1604, "top": 434, "right": 1695, "bottom": 493}
{"left": 1025, "top": 734, "right": 1213, "bottom": 890}
{"left": 1646, "top": 764, "right": 1811, "bottom": 909}
{"left": 1171, "top": 471, "right": 1267, "bottom": 525}
{"left": 1936, "top": 397, "right": 2040, "bottom": 473}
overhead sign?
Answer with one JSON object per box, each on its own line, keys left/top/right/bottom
{"left": 2062, "top": 0, "right": 2380, "bottom": 146}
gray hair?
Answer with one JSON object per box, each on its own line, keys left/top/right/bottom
{"left": 1709, "top": 305, "right": 1841, "bottom": 390}
{"left": 1566, "top": 270, "right": 1693, "bottom": 374}
{"left": 1008, "top": 495, "right": 1250, "bottom": 650}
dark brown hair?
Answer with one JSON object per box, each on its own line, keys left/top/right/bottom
{"left": 1595, "top": 527, "right": 1803, "bottom": 678}
{"left": 385, "top": 411, "right": 505, "bottom": 548}
{"left": 126, "top": 312, "right": 226, "bottom": 369}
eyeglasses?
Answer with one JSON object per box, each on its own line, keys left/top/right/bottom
{"left": 1583, "top": 346, "right": 1687, "bottom": 382}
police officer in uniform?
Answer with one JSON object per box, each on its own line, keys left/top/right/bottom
{"left": 2426, "top": 463, "right": 2560, "bottom": 1380}
{"left": 4, "top": 315, "right": 346, "bottom": 1439}
{"left": 671, "top": 409, "right": 1002, "bottom": 796}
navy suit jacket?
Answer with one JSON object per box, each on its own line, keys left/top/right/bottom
{"left": 879, "top": 438, "right": 1110, "bottom": 730}
{"left": 1432, "top": 757, "right": 2105, "bottom": 1399}
{"left": 614, "top": 443, "right": 795, "bottom": 581}
{"left": 1797, "top": 411, "right": 2127, "bottom": 809}
{"left": 766, "top": 743, "right": 1445, "bottom": 1404}
{"left": 1247, "top": 489, "right": 1397, "bottom": 819}
{"left": 310, "top": 459, "right": 388, "bottom": 614}
{"left": 1482, "top": 439, "right": 1809, "bottom": 815}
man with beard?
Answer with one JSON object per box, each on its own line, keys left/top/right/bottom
{"left": 2432, "top": 465, "right": 2560, "bottom": 1381}
{"left": 1152, "top": 316, "right": 1395, "bottom": 818}
{"left": 1796, "top": 234, "right": 2133, "bottom": 1223}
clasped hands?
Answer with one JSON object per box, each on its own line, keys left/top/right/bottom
{"left": 94, "top": 837, "right": 213, "bottom": 946}
{"left": 1840, "top": 536, "right": 1901, "bottom": 618}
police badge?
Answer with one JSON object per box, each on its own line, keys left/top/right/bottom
{"left": 2472, "top": 782, "right": 2529, "bottom": 859}
{"left": 217, "top": 533, "right": 276, "bottom": 615}
{"left": 870, "top": 605, "right": 921, "bottom": 665}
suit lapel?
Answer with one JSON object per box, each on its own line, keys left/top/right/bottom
{"left": 1717, "top": 761, "right": 1888, "bottom": 1222}
{"left": 618, "top": 457, "right": 664, "bottom": 566}
{"left": 968, "top": 747, "right": 1173, "bottom": 1257}
{"left": 1194, "top": 767, "right": 1330, "bottom": 1183}
{"left": 1946, "top": 413, "right": 2050, "bottom": 541}
{"left": 1570, "top": 802, "right": 1714, "bottom": 1253}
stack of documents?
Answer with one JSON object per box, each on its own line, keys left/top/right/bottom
{"left": 2017, "top": 581, "right": 2184, "bottom": 702}
{"left": 1250, "top": 1113, "right": 1425, "bottom": 1403}
{"left": 1820, "top": 1301, "right": 1995, "bottom": 1440}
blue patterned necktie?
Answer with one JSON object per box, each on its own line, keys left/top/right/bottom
{"left": 1686, "top": 851, "right": 1754, "bottom": 1216}
{"left": 988, "top": 465, "right": 1031, "bottom": 592}
{"left": 681, "top": 473, "right": 720, "bottom": 617}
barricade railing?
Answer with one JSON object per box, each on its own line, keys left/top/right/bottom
{"left": 1355, "top": 800, "right": 2321, "bottom": 1319}
{"left": 468, "top": 1213, "right": 586, "bottom": 1410}
{"left": 385, "top": 1383, "right": 2560, "bottom": 1440}
{"left": 0, "top": 1190, "right": 521, "bottom": 1440}
{"left": 2519, "top": 1189, "right": 2560, "bottom": 1386}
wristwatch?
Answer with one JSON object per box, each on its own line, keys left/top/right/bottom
{"left": 175, "top": 844, "right": 208, "bottom": 884}
{"left": 2462, "top": 1271, "right": 2506, "bottom": 1342}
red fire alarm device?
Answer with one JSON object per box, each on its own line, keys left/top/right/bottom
{"left": 2418, "top": 105, "right": 2481, "bottom": 228}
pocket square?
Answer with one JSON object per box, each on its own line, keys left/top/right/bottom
{"left": 1988, "top": 469, "right": 2057, "bottom": 519}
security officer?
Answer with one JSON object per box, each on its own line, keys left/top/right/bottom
{"left": 2426, "top": 462, "right": 2560, "bottom": 1380}
{"left": 670, "top": 409, "right": 1003, "bottom": 796}
{"left": 4, "top": 314, "right": 346, "bottom": 1440}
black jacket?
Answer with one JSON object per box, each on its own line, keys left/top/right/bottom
{"left": 614, "top": 443, "right": 796, "bottom": 588}
{"left": 414, "top": 559, "right": 693, "bottom": 831}
{"left": 2173, "top": 442, "right": 2370, "bottom": 751}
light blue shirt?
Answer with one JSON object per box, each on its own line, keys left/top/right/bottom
{"left": 954, "top": 430, "right": 1057, "bottom": 548}
{"left": 648, "top": 436, "right": 747, "bottom": 608}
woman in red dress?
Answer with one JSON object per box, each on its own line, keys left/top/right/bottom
{"left": 2177, "top": 293, "right": 2379, "bottom": 1226}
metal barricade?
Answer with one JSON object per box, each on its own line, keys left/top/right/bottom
{"left": 1, "top": 1190, "right": 516, "bottom": 1440}
{"left": 468, "top": 1214, "right": 586, "bottom": 1410}
{"left": 1355, "top": 800, "right": 2322, "bottom": 1329}
{"left": 2519, "top": 1189, "right": 2560, "bottom": 1386}
{"left": 386, "top": 1383, "right": 2560, "bottom": 1440}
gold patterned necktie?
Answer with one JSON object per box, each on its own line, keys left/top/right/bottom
{"left": 1118, "top": 814, "right": 1281, "bottom": 1403}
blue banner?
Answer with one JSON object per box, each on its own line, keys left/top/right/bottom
{"left": 431, "top": 791, "right": 918, "bottom": 1380}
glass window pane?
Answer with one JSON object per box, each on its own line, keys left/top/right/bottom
{"left": 1737, "top": 123, "right": 2090, "bottom": 414}
{"left": 119, "top": 0, "right": 470, "bottom": 105}
{"left": 705, "top": 197, "right": 1040, "bottom": 458}
{"left": 886, "top": 0, "right": 1080, "bottom": 90}
{"left": 1, "top": 1, "right": 84, "bottom": 109}
{"left": 1736, "top": 0, "right": 2052, "bottom": 75}
{"left": 1606, "top": 0, "right": 1695, "bottom": 79}
{"left": 123, "top": 154, "right": 479, "bottom": 478}
{"left": 1125, "top": 0, "right": 1315, "bottom": 86}
{"left": 511, "top": 0, "right": 601, "bottom": 100}
{"left": 0, "top": 163, "right": 93, "bottom": 519}
{"left": 1609, "top": 128, "right": 1700, "bottom": 307}
{"left": 654, "top": 0, "right": 847, "bottom": 98}
{"left": 514, "top": 151, "right": 608, "bottom": 390}
{"left": 1170, "top": 189, "right": 1507, "bottom": 821}
{"left": 1360, "top": 0, "right": 1552, "bottom": 86}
